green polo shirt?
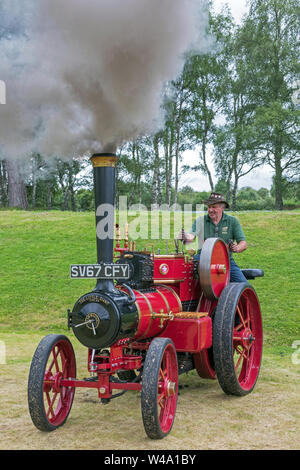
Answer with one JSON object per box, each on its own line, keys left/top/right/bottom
{"left": 190, "top": 213, "right": 246, "bottom": 255}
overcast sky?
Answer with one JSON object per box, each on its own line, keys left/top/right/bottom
{"left": 213, "top": 0, "right": 248, "bottom": 23}
{"left": 179, "top": 0, "right": 273, "bottom": 192}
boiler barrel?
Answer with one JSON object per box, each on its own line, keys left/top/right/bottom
{"left": 71, "top": 285, "right": 182, "bottom": 349}
{"left": 120, "top": 285, "right": 182, "bottom": 340}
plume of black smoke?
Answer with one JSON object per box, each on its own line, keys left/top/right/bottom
{"left": 0, "top": 0, "right": 210, "bottom": 161}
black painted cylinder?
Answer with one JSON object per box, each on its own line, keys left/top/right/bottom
{"left": 91, "top": 153, "right": 118, "bottom": 291}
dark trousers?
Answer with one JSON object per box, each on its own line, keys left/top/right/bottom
{"left": 229, "top": 258, "right": 248, "bottom": 283}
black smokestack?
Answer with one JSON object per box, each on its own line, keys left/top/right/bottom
{"left": 91, "top": 152, "right": 118, "bottom": 291}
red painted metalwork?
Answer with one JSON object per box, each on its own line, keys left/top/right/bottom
{"left": 87, "top": 344, "right": 142, "bottom": 375}
{"left": 153, "top": 255, "right": 186, "bottom": 282}
{"left": 198, "top": 238, "right": 230, "bottom": 300}
{"left": 118, "top": 284, "right": 182, "bottom": 340}
{"left": 193, "top": 298, "right": 217, "bottom": 380}
{"left": 141, "top": 338, "right": 178, "bottom": 438}
{"left": 232, "top": 287, "right": 263, "bottom": 392}
{"left": 209, "top": 240, "right": 230, "bottom": 298}
{"left": 60, "top": 379, "right": 141, "bottom": 392}
{"left": 159, "top": 316, "right": 212, "bottom": 353}
{"left": 179, "top": 262, "right": 201, "bottom": 302}
{"left": 155, "top": 342, "right": 178, "bottom": 434}
{"left": 153, "top": 255, "right": 201, "bottom": 302}
{"left": 42, "top": 338, "right": 76, "bottom": 428}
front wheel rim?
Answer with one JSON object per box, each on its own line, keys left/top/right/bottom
{"left": 42, "top": 340, "right": 76, "bottom": 427}
{"left": 157, "top": 344, "right": 178, "bottom": 434}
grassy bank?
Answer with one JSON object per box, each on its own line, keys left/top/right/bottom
{"left": 0, "top": 209, "right": 299, "bottom": 356}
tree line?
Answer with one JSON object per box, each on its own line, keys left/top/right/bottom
{"left": 1, "top": 0, "right": 299, "bottom": 212}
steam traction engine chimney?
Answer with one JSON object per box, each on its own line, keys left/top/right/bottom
{"left": 91, "top": 152, "right": 118, "bottom": 292}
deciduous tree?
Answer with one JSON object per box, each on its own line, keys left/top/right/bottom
{"left": 238, "top": 0, "right": 300, "bottom": 209}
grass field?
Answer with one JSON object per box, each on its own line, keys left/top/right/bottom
{"left": 0, "top": 209, "right": 299, "bottom": 450}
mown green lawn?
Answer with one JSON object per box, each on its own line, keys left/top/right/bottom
{"left": 0, "top": 209, "right": 299, "bottom": 357}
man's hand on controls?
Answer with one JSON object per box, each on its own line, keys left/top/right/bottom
{"left": 177, "top": 229, "right": 195, "bottom": 244}
{"left": 230, "top": 241, "right": 247, "bottom": 253}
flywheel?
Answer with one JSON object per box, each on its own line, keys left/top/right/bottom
{"left": 198, "top": 238, "right": 230, "bottom": 300}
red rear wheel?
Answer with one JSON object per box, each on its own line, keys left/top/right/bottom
{"left": 28, "top": 334, "right": 76, "bottom": 431}
{"left": 213, "top": 283, "right": 263, "bottom": 396}
{"left": 141, "top": 338, "right": 178, "bottom": 439}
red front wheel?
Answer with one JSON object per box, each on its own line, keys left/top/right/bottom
{"left": 213, "top": 283, "right": 263, "bottom": 396}
{"left": 141, "top": 338, "right": 178, "bottom": 439}
{"left": 28, "top": 334, "right": 76, "bottom": 431}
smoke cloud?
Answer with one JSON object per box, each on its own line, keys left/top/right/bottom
{"left": 0, "top": 0, "right": 209, "bottom": 161}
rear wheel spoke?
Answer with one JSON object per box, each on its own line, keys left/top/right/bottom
{"left": 237, "top": 305, "right": 247, "bottom": 329}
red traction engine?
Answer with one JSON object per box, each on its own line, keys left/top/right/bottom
{"left": 28, "top": 153, "right": 264, "bottom": 439}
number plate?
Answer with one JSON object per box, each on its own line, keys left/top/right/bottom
{"left": 70, "top": 264, "right": 130, "bottom": 279}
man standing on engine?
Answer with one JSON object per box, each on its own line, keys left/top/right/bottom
{"left": 179, "top": 192, "right": 248, "bottom": 283}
